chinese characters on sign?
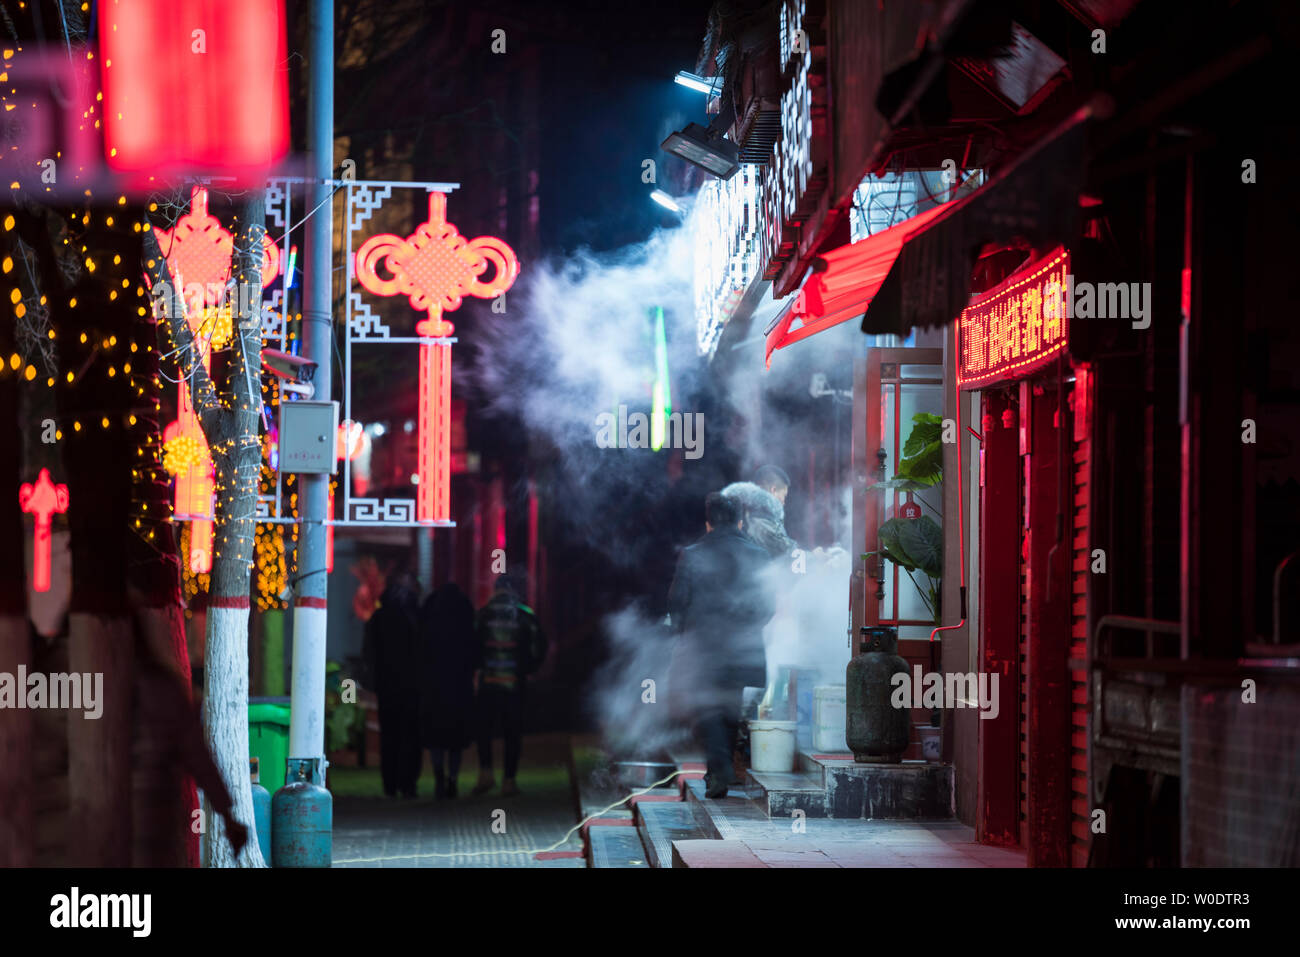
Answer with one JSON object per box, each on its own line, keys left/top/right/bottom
{"left": 958, "top": 247, "right": 1070, "bottom": 390}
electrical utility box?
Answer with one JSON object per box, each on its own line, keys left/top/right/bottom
{"left": 279, "top": 400, "right": 339, "bottom": 474}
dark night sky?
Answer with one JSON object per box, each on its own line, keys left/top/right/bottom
{"left": 534, "top": 0, "right": 715, "bottom": 254}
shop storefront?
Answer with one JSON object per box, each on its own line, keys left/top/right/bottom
{"left": 957, "top": 246, "right": 1090, "bottom": 866}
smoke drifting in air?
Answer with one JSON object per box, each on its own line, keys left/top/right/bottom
{"left": 464, "top": 220, "right": 856, "bottom": 755}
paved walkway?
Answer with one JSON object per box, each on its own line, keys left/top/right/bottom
{"left": 674, "top": 779, "right": 1026, "bottom": 868}
{"left": 331, "top": 733, "right": 585, "bottom": 868}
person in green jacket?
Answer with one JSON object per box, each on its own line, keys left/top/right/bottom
{"left": 471, "top": 571, "right": 548, "bottom": 797}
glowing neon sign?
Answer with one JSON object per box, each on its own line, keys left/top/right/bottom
{"left": 354, "top": 193, "right": 518, "bottom": 523}
{"left": 19, "top": 469, "right": 69, "bottom": 593}
{"left": 958, "top": 247, "right": 1070, "bottom": 390}
{"left": 154, "top": 186, "right": 281, "bottom": 571}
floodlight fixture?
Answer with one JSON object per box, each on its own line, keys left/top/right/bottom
{"left": 661, "top": 122, "right": 740, "bottom": 180}
{"left": 675, "top": 71, "right": 723, "bottom": 96}
{"left": 650, "top": 189, "right": 681, "bottom": 213}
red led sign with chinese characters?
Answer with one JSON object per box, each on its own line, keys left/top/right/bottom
{"left": 958, "top": 247, "right": 1069, "bottom": 390}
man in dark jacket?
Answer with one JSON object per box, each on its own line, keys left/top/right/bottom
{"left": 362, "top": 571, "right": 423, "bottom": 798}
{"left": 471, "top": 571, "right": 548, "bottom": 797}
{"left": 668, "top": 492, "right": 777, "bottom": 798}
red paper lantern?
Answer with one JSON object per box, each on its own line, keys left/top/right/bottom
{"left": 98, "top": 0, "right": 289, "bottom": 185}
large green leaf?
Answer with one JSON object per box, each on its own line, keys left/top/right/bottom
{"left": 896, "top": 514, "right": 944, "bottom": 578}
{"left": 869, "top": 476, "right": 934, "bottom": 492}
{"left": 877, "top": 518, "right": 920, "bottom": 573}
{"left": 903, "top": 413, "right": 944, "bottom": 457}
{"left": 895, "top": 440, "right": 943, "bottom": 486}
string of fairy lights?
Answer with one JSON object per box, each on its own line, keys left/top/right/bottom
{"left": 2, "top": 31, "right": 327, "bottom": 606}
{"left": 3, "top": 189, "right": 308, "bottom": 603}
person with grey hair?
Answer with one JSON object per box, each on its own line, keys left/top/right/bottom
{"left": 721, "top": 480, "right": 795, "bottom": 561}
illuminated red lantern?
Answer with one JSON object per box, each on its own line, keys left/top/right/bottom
{"left": 19, "top": 469, "right": 69, "bottom": 593}
{"left": 336, "top": 420, "right": 367, "bottom": 462}
{"left": 98, "top": 0, "right": 289, "bottom": 186}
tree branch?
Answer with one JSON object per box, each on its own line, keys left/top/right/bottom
{"left": 141, "top": 222, "right": 225, "bottom": 440}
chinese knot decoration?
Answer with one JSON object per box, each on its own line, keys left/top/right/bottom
{"left": 355, "top": 192, "right": 519, "bottom": 523}
{"left": 19, "top": 469, "right": 69, "bottom": 593}
{"left": 154, "top": 185, "right": 281, "bottom": 572}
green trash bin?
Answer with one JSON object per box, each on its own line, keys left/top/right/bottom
{"left": 249, "top": 702, "right": 292, "bottom": 795}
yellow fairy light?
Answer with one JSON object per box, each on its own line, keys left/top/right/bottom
{"left": 162, "top": 433, "right": 205, "bottom": 477}
{"left": 73, "top": 421, "right": 81, "bottom": 431}
{"left": 79, "top": 332, "right": 87, "bottom": 343}
{"left": 1, "top": 256, "right": 10, "bottom": 272}
{"left": 101, "top": 417, "right": 109, "bottom": 428}
{"left": 23, "top": 365, "right": 34, "bottom": 381}
{"left": 65, "top": 371, "right": 74, "bottom": 382}
{"left": 7, "top": 353, "right": 17, "bottom": 370}
{"left": 8, "top": 288, "right": 17, "bottom": 304}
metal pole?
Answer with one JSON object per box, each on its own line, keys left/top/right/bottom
{"left": 288, "top": 0, "right": 333, "bottom": 780}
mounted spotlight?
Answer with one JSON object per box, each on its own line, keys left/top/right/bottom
{"left": 650, "top": 189, "right": 681, "bottom": 213}
{"left": 661, "top": 122, "right": 740, "bottom": 180}
{"left": 674, "top": 71, "right": 723, "bottom": 96}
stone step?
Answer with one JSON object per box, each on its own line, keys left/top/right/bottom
{"left": 745, "top": 769, "right": 829, "bottom": 819}
{"left": 671, "top": 839, "right": 768, "bottom": 868}
{"left": 635, "top": 800, "right": 709, "bottom": 868}
{"left": 823, "top": 759, "right": 954, "bottom": 819}
{"left": 683, "top": 777, "right": 770, "bottom": 839}
{"left": 587, "top": 823, "right": 651, "bottom": 868}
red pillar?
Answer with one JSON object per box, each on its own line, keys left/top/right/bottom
{"left": 977, "top": 390, "right": 1022, "bottom": 847}
{"left": 1022, "top": 378, "right": 1073, "bottom": 867}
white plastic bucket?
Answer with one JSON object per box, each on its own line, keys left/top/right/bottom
{"left": 749, "top": 719, "right": 797, "bottom": 772}
{"left": 813, "top": 685, "right": 847, "bottom": 753}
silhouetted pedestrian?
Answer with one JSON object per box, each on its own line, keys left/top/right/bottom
{"left": 668, "top": 492, "right": 776, "bottom": 798}
{"left": 362, "top": 571, "right": 422, "bottom": 798}
{"left": 419, "top": 582, "right": 477, "bottom": 799}
{"left": 472, "top": 571, "right": 548, "bottom": 797}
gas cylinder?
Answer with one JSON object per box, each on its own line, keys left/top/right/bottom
{"left": 271, "top": 757, "right": 333, "bottom": 867}
{"left": 249, "top": 757, "right": 272, "bottom": 865}
{"left": 845, "top": 625, "right": 911, "bottom": 762}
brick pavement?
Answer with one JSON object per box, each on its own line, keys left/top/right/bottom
{"left": 331, "top": 732, "right": 585, "bottom": 868}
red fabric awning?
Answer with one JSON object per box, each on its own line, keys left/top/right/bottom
{"left": 763, "top": 201, "right": 954, "bottom": 368}
{"left": 764, "top": 99, "right": 1101, "bottom": 368}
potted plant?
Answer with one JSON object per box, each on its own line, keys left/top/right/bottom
{"left": 865, "top": 413, "right": 945, "bottom": 760}
{"left": 865, "top": 412, "right": 944, "bottom": 625}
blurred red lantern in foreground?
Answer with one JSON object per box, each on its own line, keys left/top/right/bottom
{"left": 98, "top": 0, "right": 289, "bottom": 187}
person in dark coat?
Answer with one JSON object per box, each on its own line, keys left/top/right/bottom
{"left": 419, "top": 582, "right": 478, "bottom": 799}
{"left": 362, "top": 571, "right": 422, "bottom": 798}
{"left": 471, "top": 571, "right": 548, "bottom": 797}
{"left": 667, "top": 492, "right": 777, "bottom": 798}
